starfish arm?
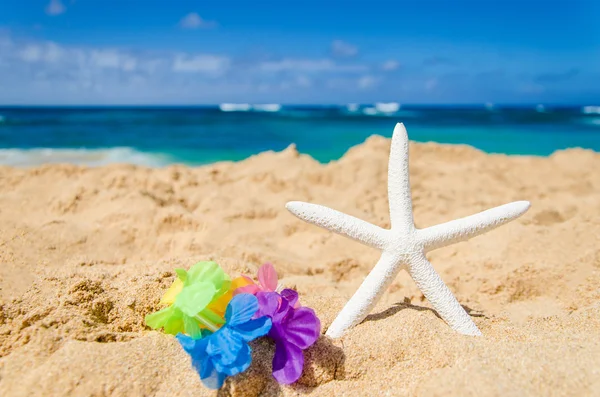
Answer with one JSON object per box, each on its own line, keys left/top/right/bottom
{"left": 285, "top": 201, "right": 389, "bottom": 250}
{"left": 387, "top": 123, "right": 415, "bottom": 232}
{"left": 325, "top": 252, "right": 401, "bottom": 338}
{"left": 417, "top": 201, "right": 531, "bottom": 253}
{"left": 408, "top": 254, "right": 482, "bottom": 336}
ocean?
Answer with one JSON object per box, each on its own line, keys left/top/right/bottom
{"left": 0, "top": 104, "right": 599, "bottom": 167}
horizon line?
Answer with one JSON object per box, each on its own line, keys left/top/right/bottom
{"left": 0, "top": 103, "right": 597, "bottom": 108}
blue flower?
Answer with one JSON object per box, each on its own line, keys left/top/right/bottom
{"left": 176, "top": 293, "right": 272, "bottom": 389}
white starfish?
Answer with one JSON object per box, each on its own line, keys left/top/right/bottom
{"left": 286, "top": 123, "right": 530, "bottom": 338}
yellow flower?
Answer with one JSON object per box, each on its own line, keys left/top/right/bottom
{"left": 160, "top": 278, "right": 184, "bottom": 305}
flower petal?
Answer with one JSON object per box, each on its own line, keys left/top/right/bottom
{"left": 225, "top": 294, "right": 259, "bottom": 326}
{"left": 272, "top": 341, "right": 304, "bottom": 384}
{"left": 283, "top": 307, "right": 321, "bottom": 349}
{"left": 258, "top": 263, "right": 278, "bottom": 291}
{"left": 233, "top": 316, "right": 272, "bottom": 342}
{"left": 257, "top": 292, "right": 291, "bottom": 324}
{"left": 144, "top": 306, "right": 176, "bottom": 330}
{"left": 174, "top": 268, "right": 188, "bottom": 282}
{"left": 177, "top": 333, "right": 228, "bottom": 389}
{"left": 280, "top": 289, "right": 299, "bottom": 308}
{"left": 163, "top": 314, "right": 185, "bottom": 335}
{"left": 231, "top": 276, "right": 253, "bottom": 291}
{"left": 198, "top": 354, "right": 215, "bottom": 381}
{"left": 186, "top": 261, "right": 227, "bottom": 288}
{"left": 199, "top": 366, "right": 228, "bottom": 390}
{"left": 256, "top": 291, "right": 281, "bottom": 318}
{"left": 183, "top": 314, "right": 202, "bottom": 338}
{"left": 213, "top": 342, "right": 252, "bottom": 376}
{"left": 177, "top": 326, "right": 229, "bottom": 390}
{"left": 207, "top": 328, "right": 243, "bottom": 365}
{"left": 241, "top": 275, "right": 255, "bottom": 284}
{"left": 160, "top": 278, "right": 184, "bottom": 305}
{"left": 233, "top": 284, "right": 259, "bottom": 296}
{"left": 176, "top": 333, "right": 208, "bottom": 356}
{"left": 208, "top": 290, "right": 232, "bottom": 317}
{"left": 175, "top": 282, "right": 216, "bottom": 317}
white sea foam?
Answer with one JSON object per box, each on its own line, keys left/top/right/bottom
{"left": 252, "top": 104, "right": 282, "bottom": 112}
{"left": 0, "top": 147, "right": 169, "bottom": 167}
{"left": 219, "top": 103, "right": 252, "bottom": 112}
{"left": 579, "top": 117, "right": 600, "bottom": 127}
{"left": 346, "top": 103, "right": 360, "bottom": 112}
{"left": 362, "top": 107, "right": 378, "bottom": 115}
{"left": 582, "top": 106, "right": 600, "bottom": 114}
{"left": 361, "top": 102, "right": 400, "bottom": 116}
{"left": 375, "top": 102, "right": 400, "bottom": 113}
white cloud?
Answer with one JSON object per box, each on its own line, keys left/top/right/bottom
{"left": 172, "top": 54, "right": 229, "bottom": 74}
{"left": 331, "top": 40, "right": 358, "bottom": 58}
{"left": 44, "top": 42, "right": 64, "bottom": 63}
{"left": 0, "top": 34, "right": 12, "bottom": 49}
{"left": 122, "top": 58, "right": 137, "bottom": 72}
{"left": 14, "top": 42, "right": 140, "bottom": 72}
{"left": 18, "top": 43, "right": 64, "bottom": 63}
{"left": 382, "top": 60, "right": 400, "bottom": 71}
{"left": 0, "top": 32, "right": 385, "bottom": 103}
{"left": 259, "top": 58, "right": 366, "bottom": 73}
{"left": 19, "top": 45, "right": 43, "bottom": 62}
{"left": 139, "top": 58, "right": 168, "bottom": 74}
{"left": 89, "top": 50, "right": 138, "bottom": 71}
{"left": 45, "top": 0, "right": 66, "bottom": 16}
{"left": 179, "top": 13, "right": 217, "bottom": 29}
{"left": 358, "top": 75, "right": 378, "bottom": 89}
{"left": 4, "top": 31, "right": 530, "bottom": 104}
{"left": 0, "top": 33, "right": 237, "bottom": 102}
{"left": 90, "top": 50, "right": 122, "bottom": 68}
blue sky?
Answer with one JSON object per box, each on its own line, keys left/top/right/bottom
{"left": 0, "top": 0, "right": 598, "bottom": 105}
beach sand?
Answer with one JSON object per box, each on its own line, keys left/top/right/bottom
{"left": 1, "top": 136, "right": 599, "bottom": 396}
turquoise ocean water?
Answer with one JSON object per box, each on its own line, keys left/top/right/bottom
{"left": 0, "top": 104, "right": 599, "bottom": 167}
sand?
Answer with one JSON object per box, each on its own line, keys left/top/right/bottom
{"left": 0, "top": 135, "right": 599, "bottom": 396}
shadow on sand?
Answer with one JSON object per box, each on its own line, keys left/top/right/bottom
{"left": 362, "top": 297, "right": 487, "bottom": 324}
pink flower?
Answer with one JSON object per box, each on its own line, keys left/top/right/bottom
{"left": 235, "top": 263, "right": 278, "bottom": 295}
{"left": 235, "top": 263, "right": 300, "bottom": 309}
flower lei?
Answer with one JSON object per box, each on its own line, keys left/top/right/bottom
{"left": 145, "top": 261, "right": 321, "bottom": 389}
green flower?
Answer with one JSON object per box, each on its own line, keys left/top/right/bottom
{"left": 145, "top": 261, "right": 232, "bottom": 338}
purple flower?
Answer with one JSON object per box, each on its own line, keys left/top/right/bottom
{"left": 256, "top": 290, "right": 320, "bottom": 384}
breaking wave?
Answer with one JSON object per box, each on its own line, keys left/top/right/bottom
{"left": 0, "top": 147, "right": 170, "bottom": 167}
{"left": 252, "top": 104, "right": 282, "bottom": 112}
{"left": 582, "top": 106, "right": 600, "bottom": 115}
{"left": 219, "top": 103, "right": 282, "bottom": 112}
{"left": 219, "top": 103, "right": 252, "bottom": 112}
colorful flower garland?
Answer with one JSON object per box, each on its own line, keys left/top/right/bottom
{"left": 145, "top": 261, "right": 321, "bottom": 389}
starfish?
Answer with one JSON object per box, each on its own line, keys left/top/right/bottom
{"left": 286, "top": 123, "right": 530, "bottom": 338}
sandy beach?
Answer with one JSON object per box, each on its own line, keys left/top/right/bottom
{"left": 1, "top": 136, "right": 599, "bottom": 396}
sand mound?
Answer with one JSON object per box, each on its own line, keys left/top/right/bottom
{"left": 1, "top": 137, "right": 599, "bottom": 396}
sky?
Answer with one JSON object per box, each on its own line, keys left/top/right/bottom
{"left": 0, "top": 0, "right": 599, "bottom": 105}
